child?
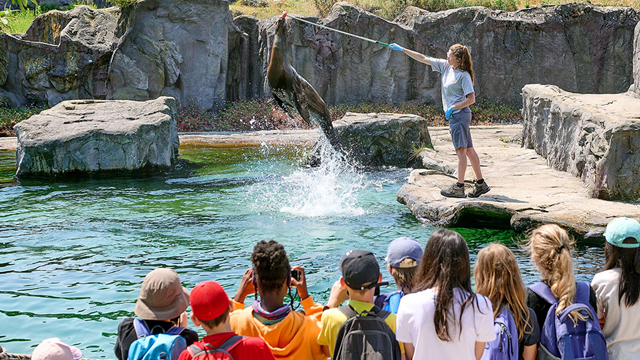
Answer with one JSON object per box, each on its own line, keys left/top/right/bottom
{"left": 230, "top": 240, "right": 327, "bottom": 360}
{"left": 474, "top": 243, "right": 540, "bottom": 360}
{"left": 396, "top": 229, "right": 495, "bottom": 360}
{"left": 177, "top": 281, "right": 275, "bottom": 360}
{"left": 591, "top": 217, "right": 640, "bottom": 360}
{"left": 32, "top": 338, "right": 81, "bottom": 360}
{"left": 318, "top": 249, "right": 403, "bottom": 359}
{"left": 375, "top": 237, "right": 423, "bottom": 313}
{"left": 524, "top": 224, "right": 598, "bottom": 332}
{"left": 114, "top": 268, "right": 198, "bottom": 360}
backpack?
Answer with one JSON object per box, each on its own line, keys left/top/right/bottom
{"left": 186, "top": 335, "right": 244, "bottom": 360}
{"left": 480, "top": 305, "right": 519, "bottom": 360}
{"left": 333, "top": 305, "right": 401, "bottom": 360}
{"left": 127, "top": 319, "right": 187, "bottom": 360}
{"left": 376, "top": 291, "right": 404, "bottom": 314}
{"left": 529, "top": 281, "right": 609, "bottom": 360}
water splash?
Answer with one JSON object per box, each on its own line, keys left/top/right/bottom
{"left": 248, "top": 134, "right": 367, "bottom": 217}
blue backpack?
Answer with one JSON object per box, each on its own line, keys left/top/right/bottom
{"left": 480, "top": 305, "right": 518, "bottom": 360}
{"left": 529, "top": 281, "right": 608, "bottom": 360}
{"left": 377, "top": 291, "right": 404, "bottom": 313}
{"left": 127, "top": 319, "right": 187, "bottom": 360}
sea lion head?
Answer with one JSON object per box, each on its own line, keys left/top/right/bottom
{"left": 275, "top": 15, "right": 287, "bottom": 38}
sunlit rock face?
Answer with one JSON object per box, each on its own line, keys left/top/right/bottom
{"left": 14, "top": 96, "right": 179, "bottom": 177}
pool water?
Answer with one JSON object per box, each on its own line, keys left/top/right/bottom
{"left": 0, "top": 143, "right": 604, "bottom": 357}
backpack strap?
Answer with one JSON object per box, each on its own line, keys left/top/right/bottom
{"left": 133, "top": 319, "right": 151, "bottom": 338}
{"left": 574, "top": 281, "right": 591, "bottom": 305}
{"left": 529, "top": 282, "right": 558, "bottom": 305}
{"left": 188, "top": 336, "right": 244, "bottom": 360}
{"left": 164, "top": 326, "right": 185, "bottom": 336}
{"left": 338, "top": 304, "right": 390, "bottom": 320}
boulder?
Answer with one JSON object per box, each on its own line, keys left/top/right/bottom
{"left": 14, "top": 96, "right": 179, "bottom": 177}
{"left": 0, "top": 6, "right": 118, "bottom": 107}
{"left": 522, "top": 84, "right": 640, "bottom": 201}
{"left": 230, "top": 3, "right": 638, "bottom": 106}
{"left": 333, "top": 112, "right": 432, "bottom": 167}
{"left": 109, "top": 0, "right": 242, "bottom": 112}
{"left": 396, "top": 125, "right": 640, "bottom": 241}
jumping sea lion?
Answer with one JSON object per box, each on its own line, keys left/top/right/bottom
{"left": 267, "top": 14, "right": 342, "bottom": 152}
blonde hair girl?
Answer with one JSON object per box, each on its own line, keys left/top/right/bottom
{"left": 525, "top": 224, "right": 597, "bottom": 330}
{"left": 474, "top": 244, "right": 539, "bottom": 360}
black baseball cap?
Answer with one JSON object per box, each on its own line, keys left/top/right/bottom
{"left": 340, "top": 250, "right": 388, "bottom": 290}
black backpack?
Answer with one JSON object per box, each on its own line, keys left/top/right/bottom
{"left": 333, "top": 305, "right": 402, "bottom": 360}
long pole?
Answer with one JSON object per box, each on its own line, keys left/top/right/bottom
{"left": 283, "top": 12, "right": 391, "bottom": 47}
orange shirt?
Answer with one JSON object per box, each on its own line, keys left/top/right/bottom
{"left": 229, "top": 296, "right": 326, "bottom": 360}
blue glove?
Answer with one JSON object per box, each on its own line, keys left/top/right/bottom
{"left": 388, "top": 43, "right": 403, "bottom": 51}
{"left": 445, "top": 107, "right": 454, "bottom": 120}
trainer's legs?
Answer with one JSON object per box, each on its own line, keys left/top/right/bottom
{"left": 466, "top": 147, "right": 483, "bottom": 180}
{"left": 456, "top": 147, "right": 467, "bottom": 184}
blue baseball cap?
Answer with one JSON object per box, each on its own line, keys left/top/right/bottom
{"left": 386, "top": 237, "right": 423, "bottom": 268}
{"left": 604, "top": 217, "right": 640, "bottom": 248}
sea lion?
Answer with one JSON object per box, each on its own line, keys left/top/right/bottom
{"left": 267, "top": 14, "right": 342, "bottom": 151}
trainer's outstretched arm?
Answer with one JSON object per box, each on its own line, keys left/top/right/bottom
{"left": 389, "top": 43, "right": 432, "bottom": 65}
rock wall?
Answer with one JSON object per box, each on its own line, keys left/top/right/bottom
{"left": 14, "top": 96, "right": 179, "bottom": 177}
{"left": 230, "top": 2, "right": 638, "bottom": 106}
{"left": 0, "top": 6, "right": 118, "bottom": 107}
{"left": 522, "top": 84, "right": 640, "bottom": 201}
{"left": 108, "top": 0, "right": 241, "bottom": 111}
{"left": 634, "top": 21, "right": 640, "bottom": 97}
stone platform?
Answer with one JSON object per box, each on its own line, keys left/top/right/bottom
{"left": 522, "top": 85, "right": 640, "bottom": 200}
{"left": 396, "top": 125, "right": 640, "bottom": 241}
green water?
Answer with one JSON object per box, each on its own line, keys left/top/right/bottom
{"left": 0, "top": 145, "right": 604, "bottom": 357}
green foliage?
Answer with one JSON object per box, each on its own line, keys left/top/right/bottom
{"left": 313, "top": 0, "right": 338, "bottom": 17}
{"left": 175, "top": 99, "right": 522, "bottom": 133}
{"left": 0, "top": 103, "right": 48, "bottom": 137}
{"left": 0, "top": 9, "right": 16, "bottom": 32}
{"left": 106, "top": 0, "right": 137, "bottom": 8}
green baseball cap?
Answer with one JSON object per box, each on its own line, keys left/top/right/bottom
{"left": 604, "top": 217, "right": 640, "bottom": 248}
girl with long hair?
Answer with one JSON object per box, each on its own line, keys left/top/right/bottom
{"left": 396, "top": 229, "right": 495, "bottom": 360}
{"left": 525, "top": 224, "right": 598, "bottom": 335}
{"left": 389, "top": 42, "right": 489, "bottom": 198}
{"left": 474, "top": 243, "right": 540, "bottom": 360}
{"left": 591, "top": 217, "right": 640, "bottom": 360}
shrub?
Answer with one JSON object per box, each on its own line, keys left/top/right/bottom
{"left": 313, "top": 0, "right": 337, "bottom": 17}
{"left": 0, "top": 103, "right": 48, "bottom": 137}
{"left": 106, "top": 0, "right": 137, "bottom": 8}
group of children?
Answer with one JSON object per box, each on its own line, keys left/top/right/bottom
{"left": 31, "top": 217, "right": 640, "bottom": 360}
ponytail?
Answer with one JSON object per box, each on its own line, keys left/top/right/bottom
{"left": 527, "top": 224, "right": 586, "bottom": 325}
{"left": 449, "top": 44, "right": 475, "bottom": 84}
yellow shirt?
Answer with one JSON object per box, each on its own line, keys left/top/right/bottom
{"left": 318, "top": 299, "right": 404, "bottom": 357}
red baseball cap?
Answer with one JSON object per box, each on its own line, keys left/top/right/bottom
{"left": 190, "top": 281, "right": 230, "bottom": 321}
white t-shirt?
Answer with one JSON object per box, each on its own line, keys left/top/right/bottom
{"left": 430, "top": 58, "right": 474, "bottom": 112}
{"left": 591, "top": 268, "right": 640, "bottom": 360}
{"left": 396, "top": 288, "right": 495, "bottom": 360}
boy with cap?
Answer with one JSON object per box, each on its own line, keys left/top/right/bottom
{"left": 115, "top": 268, "right": 198, "bottom": 360}
{"left": 591, "top": 217, "right": 640, "bottom": 360}
{"left": 318, "top": 250, "right": 404, "bottom": 359}
{"left": 375, "top": 237, "right": 423, "bottom": 313}
{"left": 177, "top": 281, "right": 275, "bottom": 360}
